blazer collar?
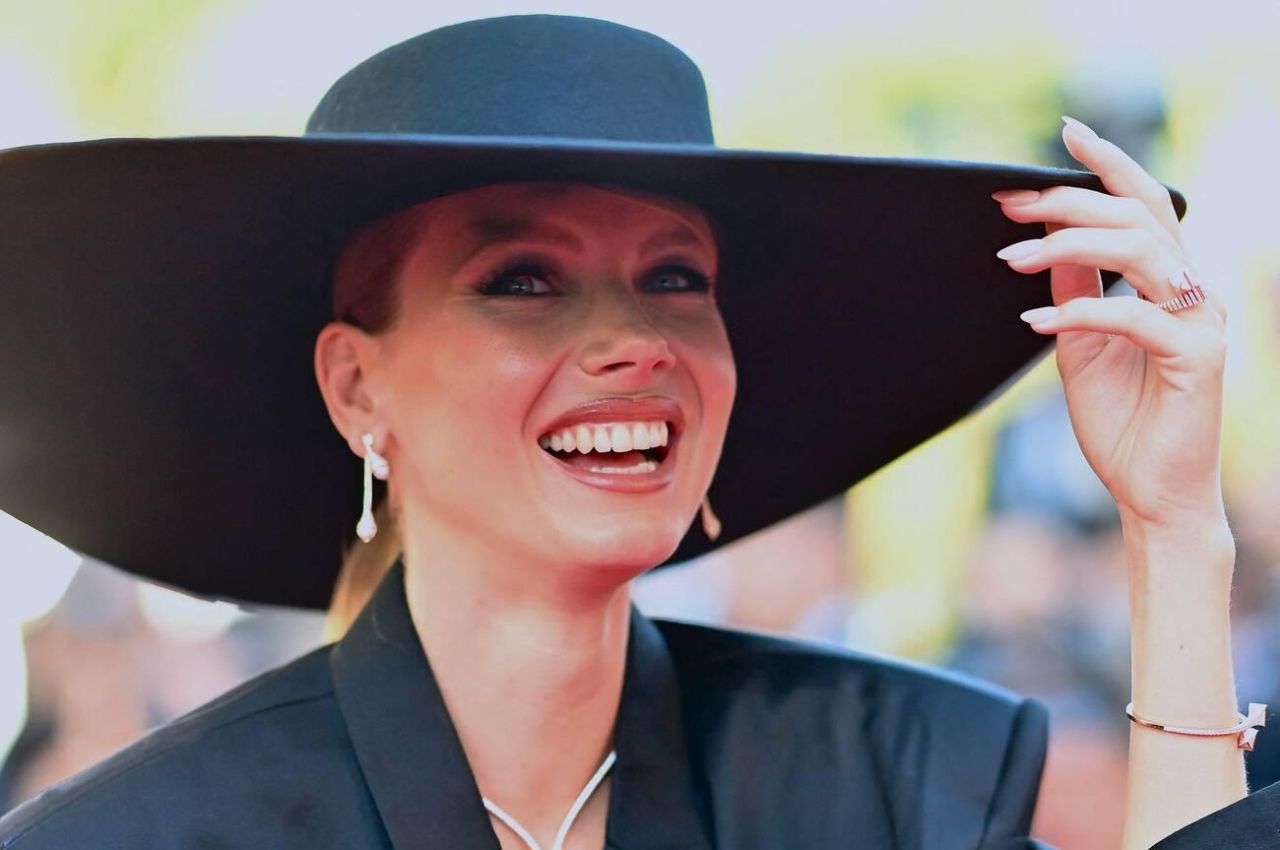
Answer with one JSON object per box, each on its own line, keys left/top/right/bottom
{"left": 330, "top": 559, "right": 715, "bottom": 850}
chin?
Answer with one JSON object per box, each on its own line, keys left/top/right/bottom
{"left": 557, "top": 514, "right": 686, "bottom": 575}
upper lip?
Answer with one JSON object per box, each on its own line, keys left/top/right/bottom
{"left": 538, "top": 396, "right": 685, "bottom": 439}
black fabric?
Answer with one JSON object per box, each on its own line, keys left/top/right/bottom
{"left": 0, "top": 14, "right": 1188, "bottom": 608}
{"left": 1150, "top": 780, "right": 1280, "bottom": 849}
{"left": 0, "top": 560, "right": 1051, "bottom": 849}
{"left": 307, "top": 16, "right": 714, "bottom": 143}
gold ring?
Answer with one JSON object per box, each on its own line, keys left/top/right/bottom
{"left": 1137, "top": 269, "right": 1207, "bottom": 313}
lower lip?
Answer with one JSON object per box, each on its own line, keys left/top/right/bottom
{"left": 537, "top": 432, "right": 679, "bottom": 493}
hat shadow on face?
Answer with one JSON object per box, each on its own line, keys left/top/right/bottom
{"left": 317, "top": 178, "right": 734, "bottom": 598}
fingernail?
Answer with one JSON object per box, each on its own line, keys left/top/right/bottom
{"left": 1061, "top": 115, "right": 1098, "bottom": 140}
{"left": 1020, "top": 306, "right": 1059, "bottom": 324}
{"left": 991, "top": 189, "right": 1041, "bottom": 206}
{"left": 996, "top": 239, "right": 1043, "bottom": 261}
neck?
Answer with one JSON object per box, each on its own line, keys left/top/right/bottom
{"left": 399, "top": 512, "right": 633, "bottom": 839}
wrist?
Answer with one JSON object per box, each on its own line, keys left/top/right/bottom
{"left": 1118, "top": 508, "right": 1235, "bottom": 579}
{"left": 1116, "top": 493, "right": 1229, "bottom": 540}
{"left": 1122, "top": 509, "right": 1239, "bottom": 724}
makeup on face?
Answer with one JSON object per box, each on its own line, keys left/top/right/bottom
{"left": 375, "top": 182, "right": 734, "bottom": 567}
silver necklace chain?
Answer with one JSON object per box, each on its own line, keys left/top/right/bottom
{"left": 483, "top": 749, "right": 617, "bottom": 850}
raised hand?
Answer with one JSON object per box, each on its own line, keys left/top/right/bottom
{"left": 993, "top": 116, "right": 1228, "bottom": 530}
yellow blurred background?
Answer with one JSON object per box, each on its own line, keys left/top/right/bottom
{"left": 2, "top": 2, "right": 1278, "bottom": 847}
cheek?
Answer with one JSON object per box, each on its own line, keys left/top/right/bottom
{"left": 668, "top": 315, "right": 736, "bottom": 489}
{"left": 408, "top": 322, "right": 557, "bottom": 450}
{"left": 682, "top": 318, "right": 736, "bottom": 422}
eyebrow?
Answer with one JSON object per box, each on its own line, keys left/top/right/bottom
{"left": 462, "top": 217, "right": 583, "bottom": 263}
{"left": 637, "top": 224, "right": 712, "bottom": 255}
{"left": 460, "top": 217, "right": 712, "bottom": 265}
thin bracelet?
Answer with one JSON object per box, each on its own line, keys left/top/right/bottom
{"left": 1125, "top": 702, "right": 1268, "bottom": 751}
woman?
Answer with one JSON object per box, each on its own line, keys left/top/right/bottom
{"left": 0, "top": 13, "right": 1273, "bottom": 850}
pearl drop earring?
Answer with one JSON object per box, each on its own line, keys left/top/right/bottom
{"left": 700, "top": 496, "right": 721, "bottom": 541}
{"left": 356, "top": 433, "right": 390, "bottom": 543}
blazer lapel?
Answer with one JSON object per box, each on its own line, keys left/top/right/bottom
{"left": 606, "top": 606, "right": 717, "bottom": 850}
{"left": 330, "top": 559, "right": 715, "bottom": 850}
{"left": 330, "top": 560, "right": 500, "bottom": 849}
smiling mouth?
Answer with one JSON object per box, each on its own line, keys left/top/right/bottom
{"left": 537, "top": 421, "right": 674, "bottom": 475}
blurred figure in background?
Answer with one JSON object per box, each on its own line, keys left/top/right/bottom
{"left": 943, "top": 515, "right": 1132, "bottom": 850}
{"left": 0, "top": 560, "right": 321, "bottom": 813}
{"left": 634, "top": 494, "right": 853, "bottom": 644}
{"left": 1230, "top": 462, "right": 1280, "bottom": 789}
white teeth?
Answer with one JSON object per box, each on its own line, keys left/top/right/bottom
{"left": 610, "top": 424, "right": 632, "bottom": 452}
{"left": 632, "top": 423, "right": 651, "bottom": 450}
{"left": 538, "top": 420, "right": 671, "bottom": 454}
{"left": 585, "top": 460, "right": 659, "bottom": 475}
{"left": 592, "top": 426, "right": 610, "bottom": 453}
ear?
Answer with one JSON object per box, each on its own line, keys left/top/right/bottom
{"left": 314, "top": 321, "right": 384, "bottom": 458}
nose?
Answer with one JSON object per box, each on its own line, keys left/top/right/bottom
{"left": 579, "top": 291, "right": 676, "bottom": 383}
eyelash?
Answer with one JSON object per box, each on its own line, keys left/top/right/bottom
{"left": 473, "top": 261, "right": 715, "bottom": 297}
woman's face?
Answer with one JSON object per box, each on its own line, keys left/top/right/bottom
{"left": 362, "top": 182, "right": 735, "bottom": 585}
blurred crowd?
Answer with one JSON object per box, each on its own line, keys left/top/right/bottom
{"left": 3, "top": 7, "right": 1279, "bottom": 850}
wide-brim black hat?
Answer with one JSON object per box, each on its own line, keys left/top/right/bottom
{"left": 0, "top": 14, "right": 1185, "bottom": 609}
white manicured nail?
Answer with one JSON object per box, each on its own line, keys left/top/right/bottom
{"left": 1020, "top": 306, "right": 1059, "bottom": 324}
{"left": 997, "top": 239, "right": 1042, "bottom": 261}
{"left": 1061, "top": 115, "right": 1098, "bottom": 140}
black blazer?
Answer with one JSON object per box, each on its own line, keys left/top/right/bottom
{"left": 0, "top": 560, "right": 1273, "bottom": 848}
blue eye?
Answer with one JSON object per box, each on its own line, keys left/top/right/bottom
{"left": 474, "top": 262, "right": 713, "bottom": 296}
{"left": 475, "top": 263, "right": 555, "bottom": 296}
{"left": 647, "top": 265, "right": 713, "bottom": 293}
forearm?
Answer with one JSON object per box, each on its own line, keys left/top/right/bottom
{"left": 1121, "top": 511, "right": 1246, "bottom": 850}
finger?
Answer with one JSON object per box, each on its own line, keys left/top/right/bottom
{"left": 994, "top": 185, "right": 1181, "bottom": 256}
{"left": 1060, "top": 117, "right": 1183, "bottom": 247}
{"left": 1019, "top": 295, "right": 1223, "bottom": 364}
{"left": 1044, "top": 220, "right": 1102, "bottom": 306}
{"left": 998, "top": 226, "right": 1192, "bottom": 306}
{"left": 1142, "top": 267, "right": 1229, "bottom": 325}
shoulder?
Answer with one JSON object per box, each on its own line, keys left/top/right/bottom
{"left": 652, "top": 617, "right": 1049, "bottom": 848}
{"left": 0, "top": 644, "right": 376, "bottom": 849}
{"left": 1151, "top": 779, "right": 1280, "bottom": 849}
{"left": 653, "top": 614, "right": 1040, "bottom": 718}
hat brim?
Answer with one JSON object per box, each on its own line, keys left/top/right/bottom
{"left": 0, "top": 135, "right": 1184, "bottom": 608}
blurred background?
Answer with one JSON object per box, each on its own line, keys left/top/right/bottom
{"left": 1, "top": 1, "right": 1278, "bottom": 847}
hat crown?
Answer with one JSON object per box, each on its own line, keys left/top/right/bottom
{"left": 306, "top": 15, "right": 715, "bottom": 145}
